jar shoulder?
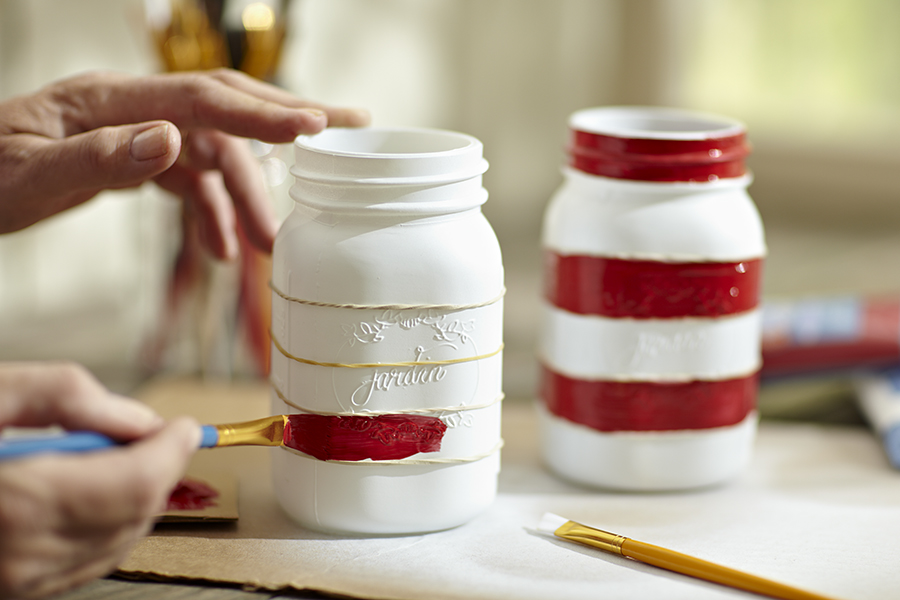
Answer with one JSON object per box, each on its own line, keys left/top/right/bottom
{"left": 273, "top": 208, "right": 503, "bottom": 305}
{"left": 543, "top": 177, "right": 765, "bottom": 261}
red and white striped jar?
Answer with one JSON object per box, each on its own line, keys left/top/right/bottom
{"left": 538, "top": 106, "right": 765, "bottom": 490}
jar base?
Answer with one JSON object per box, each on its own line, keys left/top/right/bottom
{"left": 537, "top": 403, "right": 757, "bottom": 491}
{"left": 272, "top": 448, "right": 500, "bottom": 535}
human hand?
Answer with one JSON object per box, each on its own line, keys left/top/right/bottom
{"left": 0, "top": 69, "right": 370, "bottom": 259}
{"left": 0, "top": 363, "right": 200, "bottom": 599}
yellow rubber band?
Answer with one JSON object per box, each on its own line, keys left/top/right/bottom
{"left": 269, "top": 281, "right": 505, "bottom": 312}
{"left": 280, "top": 440, "right": 505, "bottom": 465}
{"left": 270, "top": 381, "right": 505, "bottom": 416}
{"left": 270, "top": 333, "right": 503, "bottom": 369}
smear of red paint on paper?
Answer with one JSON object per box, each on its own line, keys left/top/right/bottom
{"left": 167, "top": 477, "right": 219, "bottom": 511}
{"left": 284, "top": 414, "right": 447, "bottom": 462}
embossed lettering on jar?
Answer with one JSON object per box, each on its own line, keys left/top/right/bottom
{"left": 539, "top": 107, "right": 765, "bottom": 491}
{"left": 270, "top": 127, "right": 504, "bottom": 534}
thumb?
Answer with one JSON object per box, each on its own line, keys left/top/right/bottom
{"left": 43, "top": 121, "right": 181, "bottom": 195}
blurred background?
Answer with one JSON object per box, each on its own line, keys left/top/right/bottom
{"left": 2, "top": 0, "right": 900, "bottom": 409}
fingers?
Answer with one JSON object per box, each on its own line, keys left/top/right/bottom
{"left": 0, "top": 122, "right": 181, "bottom": 233}
{"left": 46, "top": 121, "right": 178, "bottom": 188}
{"left": 51, "top": 70, "right": 363, "bottom": 143}
{"left": 0, "top": 68, "right": 372, "bottom": 254}
{"left": 155, "top": 164, "right": 241, "bottom": 260}
{"left": 205, "top": 69, "right": 371, "bottom": 128}
{"left": 307, "top": 104, "right": 372, "bottom": 128}
{"left": 155, "top": 128, "right": 279, "bottom": 258}
{"left": 0, "top": 362, "right": 163, "bottom": 441}
{"left": 215, "top": 134, "right": 278, "bottom": 253}
{"left": 3, "top": 418, "right": 199, "bottom": 540}
{"left": 169, "top": 129, "right": 278, "bottom": 256}
{"left": 201, "top": 131, "right": 278, "bottom": 253}
{"left": 49, "top": 417, "right": 200, "bottom": 529}
{"left": 0, "top": 418, "right": 198, "bottom": 599}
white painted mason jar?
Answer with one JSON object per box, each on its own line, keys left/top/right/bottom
{"left": 539, "top": 107, "right": 765, "bottom": 490}
{"left": 269, "top": 127, "right": 504, "bottom": 534}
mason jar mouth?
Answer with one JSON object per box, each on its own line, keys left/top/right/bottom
{"left": 567, "top": 106, "right": 750, "bottom": 183}
{"left": 290, "top": 127, "right": 489, "bottom": 214}
{"left": 295, "top": 127, "right": 478, "bottom": 158}
{"left": 569, "top": 106, "right": 745, "bottom": 141}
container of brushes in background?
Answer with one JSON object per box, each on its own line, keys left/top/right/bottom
{"left": 538, "top": 106, "right": 765, "bottom": 490}
{"left": 270, "top": 127, "right": 504, "bottom": 534}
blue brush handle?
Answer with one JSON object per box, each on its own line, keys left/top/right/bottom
{"left": 200, "top": 425, "right": 219, "bottom": 448}
{"left": 0, "top": 432, "right": 119, "bottom": 460}
{"left": 0, "top": 425, "right": 221, "bottom": 461}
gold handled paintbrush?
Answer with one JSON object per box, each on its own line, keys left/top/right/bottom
{"left": 537, "top": 513, "right": 841, "bottom": 600}
{"left": 0, "top": 414, "right": 447, "bottom": 462}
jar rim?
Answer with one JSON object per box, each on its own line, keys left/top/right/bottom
{"left": 295, "top": 127, "right": 480, "bottom": 159}
{"left": 569, "top": 106, "right": 745, "bottom": 141}
{"left": 290, "top": 127, "right": 489, "bottom": 214}
{"left": 567, "top": 107, "right": 750, "bottom": 182}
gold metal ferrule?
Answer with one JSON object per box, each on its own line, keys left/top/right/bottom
{"left": 215, "top": 415, "right": 288, "bottom": 447}
{"left": 554, "top": 520, "right": 628, "bottom": 555}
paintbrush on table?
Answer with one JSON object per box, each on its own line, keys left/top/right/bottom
{"left": 537, "top": 513, "right": 842, "bottom": 600}
{"left": 0, "top": 414, "right": 447, "bottom": 462}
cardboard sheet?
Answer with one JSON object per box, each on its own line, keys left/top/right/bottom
{"left": 121, "top": 377, "right": 900, "bottom": 599}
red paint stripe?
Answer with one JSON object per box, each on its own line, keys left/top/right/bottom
{"left": 541, "top": 365, "right": 758, "bottom": 432}
{"left": 544, "top": 253, "right": 762, "bottom": 318}
{"left": 569, "top": 131, "right": 749, "bottom": 182}
{"left": 285, "top": 414, "right": 447, "bottom": 462}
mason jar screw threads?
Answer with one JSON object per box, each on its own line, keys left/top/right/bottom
{"left": 539, "top": 107, "right": 765, "bottom": 490}
{"left": 270, "top": 127, "right": 504, "bottom": 533}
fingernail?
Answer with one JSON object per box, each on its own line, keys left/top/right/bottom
{"left": 131, "top": 124, "right": 170, "bottom": 161}
{"left": 222, "top": 235, "right": 240, "bottom": 262}
{"left": 349, "top": 108, "right": 371, "bottom": 125}
{"left": 303, "top": 108, "right": 327, "bottom": 119}
{"left": 113, "top": 394, "right": 165, "bottom": 429}
{"left": 180, "top": 417, "right": 203, "bottom": 450}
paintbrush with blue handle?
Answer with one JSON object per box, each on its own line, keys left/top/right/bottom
{"left": 0, "top": 413, "right": 446, "bottom": 461}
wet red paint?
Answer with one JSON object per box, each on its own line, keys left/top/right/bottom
{"left": 541, "top": 365, "right": 757, "bottom": 432}
{"left": 569, "top": 130, "right": 749, "bottom": 182}
{"left": 284, "top": 413, "right": 447, "bottom": 462}
{"left": 545, "top": 253, "right": 761, "bottom": 319}
{"left": 167, "top": 478, "right": 219, "bottom": 511}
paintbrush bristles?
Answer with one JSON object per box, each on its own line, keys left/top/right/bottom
{"left": 538, "top": 512, "right": 570, "bottom": 534}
